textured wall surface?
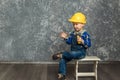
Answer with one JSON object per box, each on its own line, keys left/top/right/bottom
{"left": 0, "top": 0, "right": 120, "bottom": 61}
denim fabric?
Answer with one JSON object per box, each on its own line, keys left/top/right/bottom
{"left": 58, "top": 50, "right": 86, "bottom": 75}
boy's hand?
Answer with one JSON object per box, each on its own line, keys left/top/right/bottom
{"left": 77, "top": 35, "right": 84, "bottom": 44}
{"left": 60, "top": 32, "right": 68, "bottom": 39}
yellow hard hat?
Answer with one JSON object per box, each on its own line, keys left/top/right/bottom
{"left": 68, "top": 12, "right": 86, "bottom": 24}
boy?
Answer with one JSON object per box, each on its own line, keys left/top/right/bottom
{"left": 52, "top": 12, "right": 91, "bottom": 80}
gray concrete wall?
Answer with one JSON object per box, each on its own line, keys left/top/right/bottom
{"left": 0, "top": 0, "right": 119, "bottom": 62}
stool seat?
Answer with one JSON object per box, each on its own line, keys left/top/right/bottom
{"left": 78, "top": 56, "right": 100, "bottom": 61}
{"left": 75, "top": 56, "right": 100, "bottom": 80}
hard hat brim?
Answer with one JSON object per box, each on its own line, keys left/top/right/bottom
{"left": 68, "top": 19, "right": 86, "bottom": 24}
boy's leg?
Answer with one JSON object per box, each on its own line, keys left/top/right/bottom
{"left": 54, "top": 51, "right": 86, "bottom": 80}
{"left": 58, "top": 58, "right": 67, "bottom": 79}
{"left": 58, "top": 58, "right": 67, "bottom": 75}
{"left": 58, "top": 51, "right": 73, "bottom": 79}
{"left": 62, "top": 51, "right": 86, "bottom": 60}
{"left": 54, "top": 50, "right": 86, "bottom": 73}
{"left": 62, "top": 51, "right": 74, "bottom": 61}
{"left": 52, "top": 51, "right": 76, "bottom": 61}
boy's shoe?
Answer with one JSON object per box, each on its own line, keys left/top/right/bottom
{"left": 52, "top": 52, "right": 62, "bottom": 60}
{"left": 58, "top": 74, "right": 66, "bottom": 80}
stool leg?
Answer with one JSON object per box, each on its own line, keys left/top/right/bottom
{"left": 94, "top": 61, "right": 98, "bottom": 80}
{"left": 75, "top": 61, "right": 79, "bottom": 80}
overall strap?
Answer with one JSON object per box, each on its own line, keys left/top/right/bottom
{"left": 75, "top": 29, "right": 86, "bottom": 36}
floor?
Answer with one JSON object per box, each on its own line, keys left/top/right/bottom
{"left": 0, "top": 61, "right": 119, "bottom": 80}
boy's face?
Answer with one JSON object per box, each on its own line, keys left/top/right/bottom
{"left": 73, "top": 22, "right": 85, "bottom": 32}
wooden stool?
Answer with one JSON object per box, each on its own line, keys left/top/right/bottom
{"left": 75, "top": 56, "right": 100, "bottom": 80}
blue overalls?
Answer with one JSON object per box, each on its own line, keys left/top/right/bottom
{"left": 58, "top": 30, "right": 91, "bottom": 76}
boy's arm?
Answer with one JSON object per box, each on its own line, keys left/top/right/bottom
{"left": 60, "top": 32, "right": 72, "bottom": 44}
{"left": 65, "top": 36, "right": 72, "bottom": 44}
{"left": 81, "top": 32, "right": 91, "bottom": 48}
